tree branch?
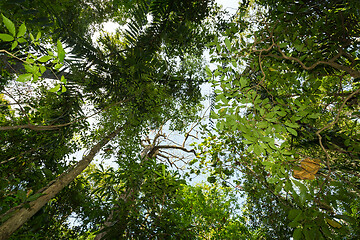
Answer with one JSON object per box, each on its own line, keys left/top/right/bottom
{"left": 152, "top": 145, "right": 197, "bottom": 155}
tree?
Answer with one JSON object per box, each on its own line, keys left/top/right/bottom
{"left": 196, "top": 0, "right": 360, "bottom": 239}
{"left": 86, "top": 156, "right": 252, "bottom": 239}
{"left": 0, "top": 0, "right": 217, "bottom": 238}
{"left": 0, "top": 15, "right": 89, "bottom": 239}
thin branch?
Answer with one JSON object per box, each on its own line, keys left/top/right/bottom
{"left": 152, "top": 145, "right": 197, "bottom": 155}
{"left": 275, "top": 46, "right": 360, "bottom": 78}
{"left": 0, "top": 50, "right": 32, "bottom": 65}
{"left": 182, "top": 106, "right": 209, "bottom": 147}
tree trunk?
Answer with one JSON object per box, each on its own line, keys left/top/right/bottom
{"left": 0, "top": 126, "right": 124, "bottom": 240}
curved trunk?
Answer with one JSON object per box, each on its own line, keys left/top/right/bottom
{"left": 0, "top": 126, "right": 124, "bottom": 240}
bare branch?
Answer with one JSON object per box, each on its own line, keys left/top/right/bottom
{"left": 0, "top": 50, "right": 32, "bottom": 65}
{"left": 152, "top": 145, "right": 197, "bottom": 155}
{"left": 182, "top": 106, "right": 209, "bottom": 147}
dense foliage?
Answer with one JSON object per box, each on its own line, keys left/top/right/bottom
{"left": 195, "top": 0, "right": 360, "bottom": 239}
{"left": 1, "top": 0, "right": 360, "bottom": 239}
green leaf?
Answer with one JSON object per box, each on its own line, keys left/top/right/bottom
{"left": 216, "top": 43, "right": 221, "bottom": 52}
{"left": 39, "top": 65, "right": 46, "bottom": 74}
{"left": 279, "top": 42, "right": 288, "bottom": 48}
{"left": 11, "top": 41, "right": 18, "bottom": 50}
{"left": 293, "top": 228, "right": 302, "bottom": 240}
{"left": 35, "top": 32, "right": 41, "bottom": 41}
{"left": 24, "top": 64, "right": 38, "bottom": 74}
{"left": 57, "top": 40, "right": 65, "bottom": 62}
{"left": 36, "top": 31, "right": 41, "bottom": 41}
{"left": 61, "top": 85, "right": 66, "bottom": 93}
{"left": 224, "top": 38, "right": 231, "bottom": 51}
{"left": 268, "top": 141, "right": 277, "bottom": 150}
{"left": 284, "top": 180, "right": 292, "bottom": 192}
{"left": 210, "top": 110, "right": 218, "bottom": 119}
{"left": 37, "top": 55, "right": 52, "bottom": 63}
{"left": 280, "top": 166, "right": 286, "bottom": 174}
{"left": 60, "top": 75, "right": 66, "bottom": 84}
{"left": 294, "top": 44, "right": 304, "bottom": 52}
{"left": 17, "top": 73, "right": 32, "bottom": 82}
{"left": 253, "top": 143, "right": 262, "bottom": 155}
{"left": 32, "top": 74, "right": 39, "bottom": 82}
{"left": 50, "top": 84, "right": 61, "bottom": 92}
{"left": 288, "top": 209, "right": 302, "bottom": 220}
{"left": 231, "top": 60, "right": 237, "bottom": 68}
{"left": 274, "top": 182, "right": 283, "bottom": 194}
{"left": 17, "top": 23, "right": 26, "bottom": 37}
{"left": 320, "top": 224, "right": 333, "bottom": 239}
{"left": 2, "top": 14, "right": 16, "bottom": 36}
{"left": 286, "top": 127, "right": 298, "bottom": 136}
{"left": 303, "top": 229, "right": 314, "bottom": 240}
{"left": 54, "top": 63, "right": 63, "bottom": 70}
{"left": 0, "top": 33, "right": 14, "bottom": 42}
{"left": 240, "top": 77, "right": 247, "bottom": 88}
{"left": 276, "top": 110, "right": 286, "bottom": 117}
{"left": 285, "top": 121, "right": 299, "bottom": 128}
{"left": 308, "top": 113, "right": 321, "bottom": 119}
{"left": 325, "top": 218, "right": 342, "bottom": 228}
{"left": 257, "top": 121, "right": 268, "bottom": 129}
{"left": 288, "top": 217, "right": 302, "bottom": 228}
{"left": 267, "top": 177, "right": 278, "bottom": 184}
{"left": 17, "top": 37, "right": 26, "bottom": 43}
{"left": 30, "top": 33, "right": 34, "bottom": 42}
{"left": 205, "top": 65, "right": 212, "bottom": 77}
{"left": 299, "top": 190, "right": 308, "bottom": 205}
{"left": 293, "top": 180, "right": 309, "bottom": 205}
{"left": 312, "top": 81, "right": 321, "bottom": 91}
{"left": 293, "top": 180, "right": 307, "bottom": 192}
{"left": 288, "top": 210, "right": 303, "bottom": 227}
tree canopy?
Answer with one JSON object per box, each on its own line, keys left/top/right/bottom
{"left": 196, "top": 0, "right": 360, "bottom": 239}
{"left": 1, "top": 0, "right": 360, "bottom": 239}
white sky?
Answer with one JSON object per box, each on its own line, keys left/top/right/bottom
{"left": 99, "top": 0, "right": 239, "bottom": 35}
{"left": 217, "top": 0, "right": 239, "bottom": 14}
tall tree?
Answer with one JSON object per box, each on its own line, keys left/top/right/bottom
{"left": 196, "top": 0, "right": 360, "bottom": 239}
{"left": 0, "top": 0, "right": 216, "bottom": 238}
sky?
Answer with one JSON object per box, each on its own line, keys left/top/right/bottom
{"left": 99, "top": 0, "right": 239, "bottom": 37}
{"left": 217, "top": 0, "right": 239, "bottom": 14}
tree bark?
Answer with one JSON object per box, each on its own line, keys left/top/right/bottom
{"left": 0, "top": 125, "right": 124, "bottom": 240}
